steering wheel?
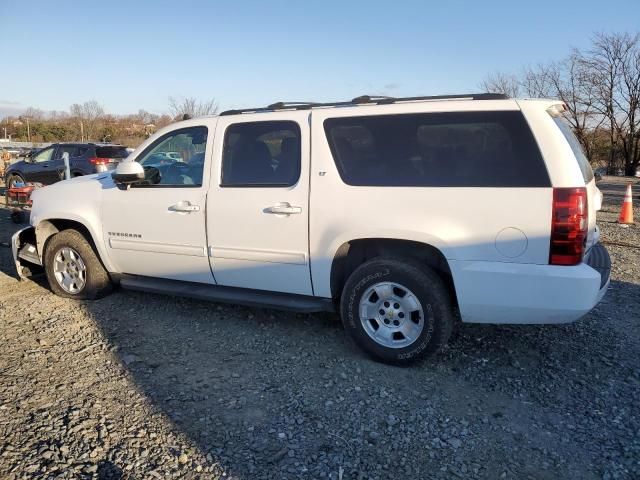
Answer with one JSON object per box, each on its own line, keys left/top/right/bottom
{"left": 163, "top": 162, "right": 192, "bottom": 184}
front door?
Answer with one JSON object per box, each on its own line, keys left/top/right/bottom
{"left": 27, "top": 146, "right": 57, "bottom": 184}
{"left": 101, "top": 124, "right": 215, "bottom": 284}
{"left": 207, "top": 112, "right": 313, "bottom": 295}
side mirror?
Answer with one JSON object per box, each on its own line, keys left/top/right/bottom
{"left": 112, "top": 161, "right": 144, "bottom": 187}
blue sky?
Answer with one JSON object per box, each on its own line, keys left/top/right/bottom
{"left": 1, "top": 0, "right": 639, "bottom": 117}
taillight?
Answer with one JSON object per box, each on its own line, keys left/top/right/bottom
{"left": 89, "top": 157, "right": 110, "bottom": 165}
{"left": 549, "top": 187, "right": 588, "bottom": 266}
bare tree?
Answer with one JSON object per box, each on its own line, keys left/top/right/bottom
{"left": 70, "top": 100, "right": 105, "bottom": 141}
{"left": 540, "top": 55, "right": 606, "bottom": 161}
{"left": 519, "top": 63, "right": 554, "bottom": 97}
{"left": 616, "top": 35, "right": 640, "bottom": 175}
{"left": 168, "top": 96, "right": 218, "bottom": 120}
{"left": 23, "top": 107, "right": 44, "bottom": 121}
{"left": 20, "top": 107, "right": 44, "bottom": 142}
{"left": 48, "top": 110, "right": 70, "bottom": 121}
{"left": 584, "top": 32, "right": 640, "bottom": 174}
{"left": 479, "top": 72, "right": 521, "bottom": 97}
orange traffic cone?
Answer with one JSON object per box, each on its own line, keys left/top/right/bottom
{"left": 618, "top": 183, "right": 634, "bottom": 224}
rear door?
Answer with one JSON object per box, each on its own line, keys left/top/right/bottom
{"left": 206, "top": 112, "right": 313, "bottom": 295}
{"left": 52, "top": 145, "right": 79, "bottom": 180}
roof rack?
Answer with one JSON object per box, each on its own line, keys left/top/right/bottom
{"left": 219, "top": 93, "right": 508, "bottom": 116}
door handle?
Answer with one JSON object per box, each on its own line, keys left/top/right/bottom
{"left": 169, "top": 201, "right": 200, "bottom": 213}
{"left": 264, "top": 203, "right": 302, "bottom": 215}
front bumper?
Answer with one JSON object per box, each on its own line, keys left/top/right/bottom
{"left": 12, "top": 226, "right": 42, "bottom": 279}
{"left": 450, "top": 243, "right": 611, "bottom": 324}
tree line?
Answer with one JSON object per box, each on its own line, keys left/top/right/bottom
{"left": 2, "top": 97, "right": 218, "bottom": 147}
{"left": 4, "top": 33, "right": 639, "bottom": 174}
{"left": 481, "top": 31, "right": 640, "bottom": 175}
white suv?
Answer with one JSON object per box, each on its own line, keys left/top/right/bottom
{"left": 12, "top": 94, "right": 611, "bottom": 364}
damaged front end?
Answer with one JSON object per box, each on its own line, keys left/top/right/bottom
{"left": 12, "top": 226, "right": 44, "bottom": 279}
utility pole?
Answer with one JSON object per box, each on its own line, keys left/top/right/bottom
{"left": 26, "top": 117, "right": 31, "bottom": 142}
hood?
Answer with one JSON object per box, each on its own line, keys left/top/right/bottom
{"left": 63, "top": 172, "right": 110, "bottom": 184}
{"left": 5, "top": 160, "right": 26, "bottom": 174}
{"left": 29, "top": 172, "right": 112, "bottom": 210}
{"left": 29, "top": 172, "right": 113, "bottom": 228}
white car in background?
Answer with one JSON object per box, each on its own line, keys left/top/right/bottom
{"left": 12, "top": 93, "right": 611, "bottom": 364}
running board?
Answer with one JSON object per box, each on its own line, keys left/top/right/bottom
{"left": 118, "top": 275, "right": 335, "bottom": 314}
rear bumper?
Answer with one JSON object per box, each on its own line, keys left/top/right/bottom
{"left": 450, "top": 243, "right": 611, "bottom": 324}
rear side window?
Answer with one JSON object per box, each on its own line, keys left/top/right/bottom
{"left": 55, "top": 145, "right": 79, "bottom": 159}
{"left": 95, "top": 146, "right": 129, "bottom": 159}
{"left": 221, "top": 121, "right": 301, "bottom": 187}
{"left": 552, "top": 116, "right": 594, "bottom": 183}
{"left": 323, "top": 111, "right": 549, "bottom": 187}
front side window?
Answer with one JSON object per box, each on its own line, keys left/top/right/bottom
{"left": 135, "top": 127, "right": 208, "bottom": 187}
{"left": 324, "top": 111, "right": 549, "bottom": 187}
{"left": 221, "top": 121, "right": 301, "bottom": 187}
{"left": 33, "top": 147, "right": 54, "bottom": 163}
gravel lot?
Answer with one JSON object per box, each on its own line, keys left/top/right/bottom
{"left": 0, "top": 178, "right": 639, "bottom": 479}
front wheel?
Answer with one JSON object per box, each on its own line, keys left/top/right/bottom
{"left": 44, "top": 229, "right": 112, "bottom": 300}
{"left": 6, "top": 173, "right": 25, "bottom": 188}
{"left": 340, "top": 258, "right": 453, "bottom": 365}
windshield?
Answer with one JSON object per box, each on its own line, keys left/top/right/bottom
{"left": 96, "top": 146, "right": 129, "bottom": 159}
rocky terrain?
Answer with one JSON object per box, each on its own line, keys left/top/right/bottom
{"left": 0, "top": 177, "right": 638, "bottom": 479}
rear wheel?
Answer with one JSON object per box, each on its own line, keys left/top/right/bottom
{"left": 340, "top": 257, "right": 453, "bottom": 365}
{"left": 44, "top": 229, "right": 112, "bottom": 300}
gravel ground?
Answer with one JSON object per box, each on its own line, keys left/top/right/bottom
{"left": 0, "top": 177, "right": 639, "bottom": 480}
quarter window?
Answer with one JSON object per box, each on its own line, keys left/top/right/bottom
{"left": 134, "top": 127, "right": 208, "bottom": 187}
{"left": 552, "top": 116, "right": 594, "bottom": 183}
{"left": 323, "top": 111, "right": 549, "bottom": 187}
{"left": 221, "top": 121, "right": 301, "bottom": 187}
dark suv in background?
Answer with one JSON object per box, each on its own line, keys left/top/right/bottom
{"left": 4, "top": 143, "right": 129, "bottom": 187}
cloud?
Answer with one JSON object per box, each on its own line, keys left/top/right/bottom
{"left": 0, "top": 100, "right": 26, "bottom": 119}
{"left": 383, "top": 83, "right": 401, "bottom": 91}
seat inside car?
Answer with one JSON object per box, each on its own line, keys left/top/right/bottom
{"left": 228, "top": 139, "right": 274, "bottom": 184}
{"left": 275, "top": 137, "right": 300, "bottom": 184}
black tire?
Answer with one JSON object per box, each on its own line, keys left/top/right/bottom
{"left": 6, "top": 173, "right": 25, "bottom": 188}
{"left": 10, "top": 210, "right": 27, "bottom": 224}
{"left": 340, "top": 257, "right": 453, "bottom": 365}
{"left": 43, "top": 229, "right": 113, "bottom": 300}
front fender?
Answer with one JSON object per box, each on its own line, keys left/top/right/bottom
{"left": 30, "top": 215, "right": 116, "bottom": 274}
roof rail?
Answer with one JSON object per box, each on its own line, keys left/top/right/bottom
{"left": 266, "top": 101, "right": 322, "bottom": 110}
{"left": 219, "top": 93, "right": 508, "bottom": 116}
